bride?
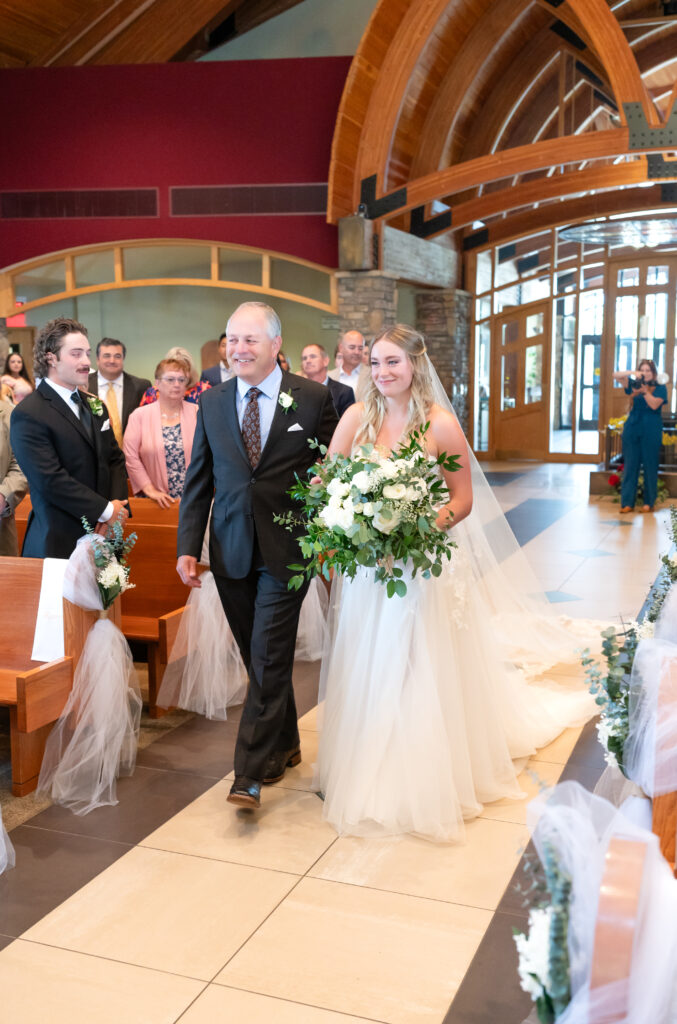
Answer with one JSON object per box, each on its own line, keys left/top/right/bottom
{"left": 316, "top": 324, "right": 596, "bottom": 842}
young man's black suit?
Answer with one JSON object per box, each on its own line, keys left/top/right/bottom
{"left": 10, "top": 381, "right": 128, "bottom": 558}
{"left": 178, "top": 371, "right": 338, "bottom": 782}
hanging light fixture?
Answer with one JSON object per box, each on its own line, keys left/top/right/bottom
{"left": 559, "top": 217, "right": 677, "bottom": 248}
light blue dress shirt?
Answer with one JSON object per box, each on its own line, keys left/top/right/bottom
{"left": 235, "top": 364, "right": 283, "bottom": 452}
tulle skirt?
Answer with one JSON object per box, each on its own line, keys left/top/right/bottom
{"left": 316, "top": 558, "right": 595, "bottom": 842}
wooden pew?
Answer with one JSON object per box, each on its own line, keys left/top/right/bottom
{"left": 0, "top": 557, "right": 115, "bottom": 796}
{"left": 15, "top": 497, "right": 197, "bottom": 717}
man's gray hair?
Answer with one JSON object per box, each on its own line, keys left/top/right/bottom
{"left": 303, "top": 342, "right": 328, "bottom": 357}
{"left": 226, "top": 301, "right": 282, "bottom": 340}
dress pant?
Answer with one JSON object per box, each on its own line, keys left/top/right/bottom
{"left": 213, "top": 540, "right": 310, "bottom": 781}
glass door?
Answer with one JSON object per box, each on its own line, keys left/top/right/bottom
{"left": 491, "top": 301, "right": 550, "bottom": 458}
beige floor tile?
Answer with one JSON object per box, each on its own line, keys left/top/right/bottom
{"left": 531, "top": 726, "right": 582, "bottom": 765}
{"left": 298, "top": 705, "right": 318, "bottom": 731}
{"left": 141, "top": 779, "right": 334, "bottom": 874}
{"left": 308, "top": 816, "right": 528, "bottom": 911}
{"left": 277, "top": 729, "right": 319, "bottom": 792}
{"left": 0, "top": 939, "right": 204, "bottom": 1024}
{"left": 480, "top": 760, "right": 564, "bottom": 824}
{"left": 22, "top": 846, "right": 298, "bottom": 981}
{"left": 217, "top": 876, "right": 491, "bottom": 1024}
{"left": 179, "top": 985, "right": 377, "bottom": 1023}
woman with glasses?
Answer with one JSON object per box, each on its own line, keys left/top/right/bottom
{"left": 139, "top": 346, "right": 211, "bottom": 406}
{"left": 123, "top": 357, "right": 198, "bottom": 507}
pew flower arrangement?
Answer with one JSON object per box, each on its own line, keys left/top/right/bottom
{"left": 81, "top": 516, "right": 137, "bottom": 609}
{"left": 274, "top": 425, "right": 461, "bottom": 598}
{"left": 582, "top": 504, "right": 677, "bottom": 772}
{"left": 513, "top": 842, "right": 572, "bottom": 1023}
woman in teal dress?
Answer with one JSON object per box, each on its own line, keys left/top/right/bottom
{"left": 612, "top": 359, "right": 667, "bottom": 512}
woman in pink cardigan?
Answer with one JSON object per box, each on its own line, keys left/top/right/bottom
{"left": 123, "top": 357, "right": 198, "bottom": 507}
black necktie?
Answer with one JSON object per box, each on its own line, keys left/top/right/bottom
{"left": 71, "top": 390, "right": 94, "bottom": 443}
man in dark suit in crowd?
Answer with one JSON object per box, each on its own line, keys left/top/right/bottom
{"left": 200, "top": 332, "right": 233, "bottom": 387}
{"left": 301, "top": 343, "right": 355, "bottom": 419}
{"left": 177, "top": 301, "right": 338, "bottom": 810}
{"left": 87, "top": 338, "right": 151, "bottom": 447}
{"left": 10, "top": 318, "right": 129, "bottom": 558}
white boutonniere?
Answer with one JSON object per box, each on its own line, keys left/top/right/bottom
{"left": 278, "top": 389, "right": 298, "bottom": 413}
{"left": 87, "top": 395, "right": 104, "bottom": 417}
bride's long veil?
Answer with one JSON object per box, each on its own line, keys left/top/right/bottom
{"left": 425, "top": 355, "right": 602, "bottom": 675}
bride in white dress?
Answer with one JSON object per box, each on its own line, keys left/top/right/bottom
{"left": 316, "top": 325, "right": 596, "bottom": 842}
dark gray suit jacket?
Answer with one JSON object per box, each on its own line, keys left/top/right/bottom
{"left": 178, "top": 371, "right": 338, "bottom": 582}
{"left": 327, "top": 376, "right": 355, "bottom": 419}
{"left": 10, "top": 381, "right": 128, "bottom": 558}
{"left": 88, "top": 370, "right": 152, "bottom": 434}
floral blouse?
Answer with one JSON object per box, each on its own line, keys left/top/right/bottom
{"left": 162, "top": 423, "right": 186, "bottom": 499}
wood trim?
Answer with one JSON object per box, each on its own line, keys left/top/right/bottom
{"left": 210, "top": 245, "right": 219, "bottom": 282}
{"left": 261, "top": 253, "right": 271, "bottom": 290}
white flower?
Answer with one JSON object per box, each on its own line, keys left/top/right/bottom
{"left": 320, "top": 502, "right": 354, "bottom": 532}
{"left": 378, "top": 459, "right": 398, "bottom": 480}
{"left": 670, "top": 554, "right": 677, "bottom": 568}
{"left": 514, "top": 907, "right": 552, "bottom": 1002}
{"left": 278, "top": 391, "right": 294, "bottom": 410}
{"left": 382, "top": 483, "right": 407, "bottom": 500}
{"left": 351, "top": 470, "right": 376, "bottom": 493}
{"left": 404, "top": 486, "right": 422, "bottom": 502}
{"left": 362, "top": 502, "right": 375, "bottom": 517}
{"left": 636, "top": 619, "right": 655, "bottom": 640}
{"left": 327, "top": 477, "right": 351, "bottom": 499}
{"left": 410, "top": 477, "right": 427, "bottom": 495}
{"left": 372, "top": 508, "right": 401, "bottom": 534}
{"left": 97, "top": 560, "right": 129, "bottom": 590}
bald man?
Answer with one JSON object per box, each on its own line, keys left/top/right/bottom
{"left": 328, "top": 330, "right": 367, "bottom": 394}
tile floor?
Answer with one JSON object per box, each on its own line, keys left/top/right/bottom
{"left": 0, "top": 465, "right": 671, "bottom": 1024}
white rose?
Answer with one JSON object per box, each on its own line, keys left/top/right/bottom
{"left": 319, "top": 504, "right": 339, "bottom": 529}
{"left": 327, "top": 477, "right": 351, "bottom": 498}
{"left": 351, "top": 470, "right": 375, "bottom": 493}
{"left": 404, "top": 487, "right": 421, "bottom": 502}
{"left": 373, "top": 508, "right": 401, "bottom": 534}
{"left": 361, "top": 502, "right": 375, "bottom": 517}
{"left": 378, "top": 459, "right": 398, "bottom": 479}
{"left": 382, "top": 483, "right": 407, "bottom": 500}
{"left": 410, "top": 477, "right": 427, "bottom": 495}
{"left": 333, "top": 505, "right": 355, "bottom": 531}
{"left": 278, "top": 391, "right": 293, "bottom": 409}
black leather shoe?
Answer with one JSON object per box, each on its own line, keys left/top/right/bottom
{"left": 227, "top": 776, "right": 261, "bottom": 808}
{"left": 262, "top": 745, "right": 302, "bottom": 785}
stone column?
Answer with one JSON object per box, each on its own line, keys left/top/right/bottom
{"left": 335, "top": 272, "right": 398, "bottom": 339}
{"left": 415, "top": 289, "right": 471, "bottom": 435}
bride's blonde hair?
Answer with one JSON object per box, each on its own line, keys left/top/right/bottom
{"left": 354, "top": 324, "right": 435, "bottom": 447}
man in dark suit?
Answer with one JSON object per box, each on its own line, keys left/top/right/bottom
{"left": 301, "top": 343, "right": 355, "bottom": 418}
{"left": 199, "top": 332, "right": 233, "bottom": 387}
{"left": 177, "top": 302, "right": 338, "bottom": 809}
{"left": 87, "top": 337, "right": 151, "bottom": 446}
{"left": 10, "top": 318, "right": 129, "bottom": 558}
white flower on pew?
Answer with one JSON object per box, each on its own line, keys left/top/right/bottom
{"left": 514, "top": 905, "right": 553, "bottom": 1002}
{"left": 97, "top": 559, "right": 134, "bottom": 594}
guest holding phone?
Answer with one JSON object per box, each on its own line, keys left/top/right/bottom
{"left": 612, "top": 358, "right": 667, "bottom": 512}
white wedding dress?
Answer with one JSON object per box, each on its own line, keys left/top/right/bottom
{"left": 316, "top": 448, "right": 600, "bottom": 842}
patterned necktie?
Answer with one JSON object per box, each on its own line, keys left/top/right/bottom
{"left": 105, "top": 382, "right": 123, "bottom": 447}
{"left": 241, "top": 387, "right": 262, "bottom": 467}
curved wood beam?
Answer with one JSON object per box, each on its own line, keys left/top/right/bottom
{"left": 377, "top": 127, "right": 629, "bottom": 222}
{"left": 565, "top": 0, "right": 659, "bottom": 123}
{"left": 327, "top": 0, "right": 411, "bottom": 222}
{"left": 468, "top": 183, "right": 670, "bottom": 248}
{"left": 426, "top": 160, "right": 652, "bottom": 239}
{"left": 410, "top": 0, "right": 533, "bottom": 177}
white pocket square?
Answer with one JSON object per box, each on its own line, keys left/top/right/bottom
{"left": 101, "top": 419, "right": 111, "bottom": 431}
{"left": 287, "top": 423, "right": 303, "bottom": 432}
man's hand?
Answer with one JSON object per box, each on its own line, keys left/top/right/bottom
{"left": 94, "top": 499, "right": 129, "bottom": 535}
{"left": 177, "top": 555, "right": 202, "bottom": 588}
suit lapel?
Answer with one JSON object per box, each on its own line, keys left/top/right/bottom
{"left": 257, "top": 372, "right": 301, "bottom": 470}
{"left": 221, "top": 378, "right": 250, "bottom": 467}
{"left": 38, "top": 381, "right": 95, "bottom": 449}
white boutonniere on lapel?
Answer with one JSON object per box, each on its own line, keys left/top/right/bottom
{"left": 87, "top": 395, "right": 104, "bottom": 417}
{"left": 278, "top": 389, "right": 298, "bottom": 414}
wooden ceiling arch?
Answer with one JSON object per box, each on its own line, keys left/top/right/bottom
{"left": 327, "top": 0, "right": 677, "bottom": 254}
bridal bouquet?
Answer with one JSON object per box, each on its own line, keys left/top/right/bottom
{"left": 276, "top": 425, "right": 461, "bottom": 597}
{"left": 81, "top": 516, "right": 137, "bottom": 609}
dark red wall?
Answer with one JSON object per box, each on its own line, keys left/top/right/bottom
{"left": 0, "top": 57, "right": 350, "bottom": 269}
